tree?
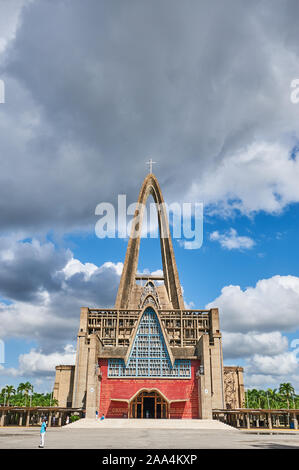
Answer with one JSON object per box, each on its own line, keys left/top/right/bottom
{"left": 17, "top": 382, "right": 33, "bottom": 406}
{"left": 279, "top": 383, "right": 295, "bottom": 409}
{"left": 267, "top": 389, "right": 278, "bottom": 409}
{"left": 247, "top": 389, "right": 261, "bottom": 408}
{"left": 245, "top": 384, "right": 297, "bottom": 411}
{"left": 2, "top": 385, "right": 16, "bottom": 405}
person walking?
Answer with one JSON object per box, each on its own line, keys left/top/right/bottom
{"left": 39, "top": 417, "right": 47, "bottom": 448}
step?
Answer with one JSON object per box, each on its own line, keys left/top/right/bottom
{"left": 65, "top": 418, "right": 238, "bottom": 431}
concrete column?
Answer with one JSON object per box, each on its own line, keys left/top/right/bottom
{"left": 58, "top": 412, "right": 62, "bottom": 426}
{"left": 236, "top": 367, "right": 245, "bottom": 408}
{"left": 268, "top": 413, "right": 272, "bottom": 429}
{"left": 19, "top": 413, "right": 23, "bottom": 426}
{"left": 48, "top": 412, "right": 52, "bottom": 427}
{"left": 276, "top": 416, "right": 280, "bottom": 427}
{"left": 292, "top": 413, "right": 298, "bottom": 430}
{"left": 1, "top": 412, "right": 6, "bottom": 426}
{"left": 236, "top": 416, "right": 240, "bottom": 427}
{"left": 26, "top": 411, "right": 30, "bottom": 427}
{"left": 85, "top": 334, "right": 100, "bottom": 419}
{"left": 72, "top": 308, "right": 89, "bottom": 408}
{"left": 197, "top": 334, "right": 213, "bottom": 419}
{"left": 246, "top": 413, "right": 250, "bottom": 429}
{"left": 256, "top": 417, "right": 259, "bottom": 428}
{"left": 208, "top": 309, "right": 225, "bottom": 410}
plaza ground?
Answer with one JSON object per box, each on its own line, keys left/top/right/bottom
{"left": 1, "top": 419, "right": 299, "bottom": 449}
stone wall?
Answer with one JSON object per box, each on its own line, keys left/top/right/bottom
{"left": 98, "top": 358, "right": 200, "bottom": 419}
{"left": 53, "top": 365, "right": 75, "bottom": 407}
{"left": 223, "top": 366, "right": 245, "bottom": 409}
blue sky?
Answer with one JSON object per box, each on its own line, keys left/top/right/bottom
{"left": 0, "top": 0, "right": 299, "bottom": 394}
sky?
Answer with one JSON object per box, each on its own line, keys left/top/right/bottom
{"left": 0, "top": 0, "right": 299, "bottom": 394}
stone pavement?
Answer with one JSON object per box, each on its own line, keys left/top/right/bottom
{"left": 1, "top": 423, "right": 299, "bottom": 449}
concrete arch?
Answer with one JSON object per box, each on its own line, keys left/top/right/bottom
{"left": 129, "top": 388, "right": 170, "bottom": 404}
{"left": 141, "top": 294, "right": 159, "bottom": 308}
{"left": 115, "top": 173, "right": 184, "bottom": 309}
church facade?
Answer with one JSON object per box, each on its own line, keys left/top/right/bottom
{"left": 54, "top": 173, "right": 244, "bottom": 419}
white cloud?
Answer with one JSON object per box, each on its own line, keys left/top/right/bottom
{"left": 100, "top": 261, "right": 123, "bottom": 277}
{"left": 184, "top": 300, "right": 195, "bottom": 309}
{"left": 208, "top": 274, "right": 299, "bottom": 390}
{"left": 0, "top": 344, "right": 76, "bottom": 378}
{"left": 210, "top": 228, "right": 255, "bottom": 250}
{"left": 244, "top": 373, "right": 299, "bottom": 391}
{"left": 207, "top": 275, "right": 299, "bottom": 333}
{"left": 222, "top": 331, "right": 288, "bottom": 359}
{"left": 18, "top": 345, "right": 76, "bottom": 376}
{"left": 0, "top": 237, "right": 122, "bottom": 352}
{"left": 188, "top": 141, "right": 299, "bottom": 216}
{"left": 0, "top": 364, "right": 19, "bottom": 377}
{"left": 150, "top": 269, "right": 163, "bottom": 277}
{"left": 246, "top": 351, "right": 298, "bottom": 377}
{"left": 62, "top": 257, "right": 123, "bottom": 283}
{"left": 0, "top": 0, "right": 27, "bottom": 54}
{"left": 63, "top": 258, "right": 98, "bottom": 280}
{"left": 0, "top": 300, "right": 75, "bottom": 341}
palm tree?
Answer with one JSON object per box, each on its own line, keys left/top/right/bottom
{"left": 17, "top": 383, "right": 27, "bottom": 395}
{"left": 279, "top": 383, "right": 295, "bottom": 409}
{"left": 279, "top": 383, "right": 295, "bottom": 426}
{"left": 249, "top": 389, "right": 261, "bottom": 408}
{"left": 267, "top": 389, "right": 278, "bottom": 409}
{"left": 17, "top": 382, "right": 33, "bottom": 406}
{"left": 3, "top": 385, "right": 16, "bottom": 406}
{"left": 259, "top": 390, "right": 269, "bottom": 409}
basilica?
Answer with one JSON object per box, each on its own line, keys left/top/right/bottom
{"left": 54, "top": 173, "right": 244, "bottom": 419}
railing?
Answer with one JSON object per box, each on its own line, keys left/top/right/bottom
{"left": 213, "top": 409, "right": 299, "bottom": 430}
{"left": 0, "top": 406, "right": 84, "bottom": 427}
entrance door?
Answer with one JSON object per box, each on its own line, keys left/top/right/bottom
{"left": 143, "top": 397, "right": 155, "bottom": 418}
{"left": 130, "top": 390, "right": 169, "bottom": 419}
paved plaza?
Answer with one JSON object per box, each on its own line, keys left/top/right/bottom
{"left": 66, "top": 418, "right": 237, "bottom": 430}
{"left": 0, "top": 419, "right": 299, "bottom": 449}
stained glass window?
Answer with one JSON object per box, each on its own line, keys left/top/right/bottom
{"left": 108, "top": 307, "right": 191, "bottom": 378}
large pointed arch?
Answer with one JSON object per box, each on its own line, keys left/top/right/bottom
{"left": 115, "top": 173, "right": 184, "bottom": 309}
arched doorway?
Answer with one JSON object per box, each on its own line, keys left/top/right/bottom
{"left": 129, "top": 390, "right": 169, "bottom": 419}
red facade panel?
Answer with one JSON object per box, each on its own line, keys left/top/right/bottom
{"left": 98, "top": 359, "right": 200, "bottom": 419}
